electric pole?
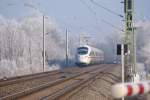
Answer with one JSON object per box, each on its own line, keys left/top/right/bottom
{"left": 124, "top": 0, "right": 137, "bottom": 82}
{"left": 66, "top": 29, "right": 69, "bottom": 67}
{"left": 43, "top": 15, "right": 45, "bottom": 72}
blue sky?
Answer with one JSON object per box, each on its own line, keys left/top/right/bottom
{"left": 0, "top": 0, "right": 149, "bottom": 37}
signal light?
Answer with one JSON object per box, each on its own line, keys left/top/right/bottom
{"left": 117, "top": 44, "right": 121, "bottom": 55}
{"left": 117, "top": 44, "right": 128, "bottom": 55}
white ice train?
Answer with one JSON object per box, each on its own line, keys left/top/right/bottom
{"left": 75, "top": 45, "right": 104, "bottom": 66}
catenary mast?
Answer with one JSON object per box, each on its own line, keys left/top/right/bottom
{"left": 124, "top": 0, "right": 137, "bottom": 82}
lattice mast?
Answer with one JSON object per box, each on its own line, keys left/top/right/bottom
{"left": 124, "top": 0, "right": 137, "bottom": 82}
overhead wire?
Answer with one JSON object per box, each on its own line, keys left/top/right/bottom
{"left": 101, "top": 19, "right": 124, "bottom": 32}
{"left": 79, "top": 0, "right": 124, "bottom": 33}
{"left": 79, "top": 0, "right": 106, "bottom": 32}
{"left": 79, "top": 0, "right": 99, "bottom": 23}
{"left": 90, "top": 0, "right": 124, "bottom": 18}
{"left": 79, "top": 0, "right": 97, "bottom": 16}
{"left": 79, "top": 0, "right": 104, "bottom": 34}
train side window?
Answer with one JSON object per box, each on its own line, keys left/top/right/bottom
{"left": 95, "top": 52, "right": 97, "bottom": 56}
{"left": 90, "top": 51, "right": 94, "bottom": 56}
{"left": 90, "top": 52, "right": 92, "bottom": 56}
{"left": 97, "top": 52, "right": 99, "bottom": 56}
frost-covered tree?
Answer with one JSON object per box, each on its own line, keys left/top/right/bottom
{"left": 0, "top": 14, "right": 65, "bottom": 78}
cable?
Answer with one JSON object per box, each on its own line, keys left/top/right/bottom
{"left": 79, "top": 0, "right": 102, "bottom": 31}
{"left": 79, "top": 0, "right": 101, "bottom": 29}
{"left": 79, "top": 0, "right": 124, "bottom": 33}
{"left": 101, "top": 19, "right": 124, "bottom": 32}
{"left": 90, "top": 0, "right": 124, "bottom": 18}
{"left": 79, "top": 0, "right": 97, "bottom": 18}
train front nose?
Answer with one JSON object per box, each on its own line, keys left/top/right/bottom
{"left": 76, "top": 46, "right": 89, "bottom": 65}
{"left": 77, "top": 55, "right": 90, "bottom": 65}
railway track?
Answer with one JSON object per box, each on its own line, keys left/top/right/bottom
{"left": 0, "top": 67, "right": 83, "bottom": 98}
{"left": 0, "top": 70, "right": 60, "bottom": 86}
{"left": 0, "top": 64, "right": 120, "bottom": 100}
{"left": 0, "top": 66, "right": 85, "bottom": 87}
{"left": 67, "top": 64, "right": 121, "bottom": 100}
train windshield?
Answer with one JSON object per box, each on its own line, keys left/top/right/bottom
{"left": 77, "top": 47, "right": 88, "bottom": 55}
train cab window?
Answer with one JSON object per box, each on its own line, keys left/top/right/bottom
{"left": 77, "top": 47, "right": 88, "bottom": 55}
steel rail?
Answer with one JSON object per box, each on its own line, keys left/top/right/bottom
{"left": 0, "top": 66, "right": 102, "bottom": 100}
{"left": 0, "top": 66, "right": 83, "bottom": 87}
{"left": 42, "top": 66, "right": 110, "bottom": 100}
{"left": 0, "top": 70, "right": 61, "bottom": 87}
